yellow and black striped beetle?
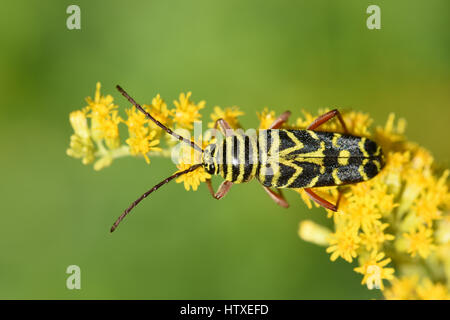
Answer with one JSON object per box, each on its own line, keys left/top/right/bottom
{"left": 111, "top": 85, "right": 384, "bottom": 232}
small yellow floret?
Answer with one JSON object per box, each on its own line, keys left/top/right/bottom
{"left": 208, "top": 106, "right": 244, "bottom": 129}
{"left": 354, "top": 251, "right": 394, "bottom": 290}
{"left": 173, "top": 92, "right": 204, "bottom": 129}
{"left": 175, "top": 163, "right": 211, "bottom": 191}
{"left": 403, "top": 225, "right": 436, "bottom": 258}
{"left": 326, "top": 226, "right": 360, "bottom": 262}
{"left": 257, "top": 108, "right": 277, "bottom": 130}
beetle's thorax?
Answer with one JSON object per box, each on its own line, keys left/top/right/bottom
{"left": 202, "top": 134, "right": 259, "bottom": 184}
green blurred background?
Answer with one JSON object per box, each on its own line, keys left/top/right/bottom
{"left": 0, "top": 0, "right": 449, "bottom": 299}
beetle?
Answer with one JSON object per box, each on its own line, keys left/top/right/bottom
{"left": 110, "top": 85, "right": 384, "bottom": 232}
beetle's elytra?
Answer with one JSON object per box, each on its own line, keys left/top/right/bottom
{"left": 111, "top": 85, "right": 384, "bottom": 232}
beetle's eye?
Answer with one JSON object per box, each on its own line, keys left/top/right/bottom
{"left": 204, "top": 162, "right": 215, "bottom": 174}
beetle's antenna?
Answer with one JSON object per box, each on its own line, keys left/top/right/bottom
{"left": 110, "top": 164, "right": 202, "bottom": 232}
{"left": 116, "top": 85, "right": 204, "bottom": 153}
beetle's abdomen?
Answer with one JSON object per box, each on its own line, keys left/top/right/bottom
{"left": 213, "top": 132, "right": 259, "bottom": 183}
{"left": 257, "top": 130, "right": 384, "bottom": 188}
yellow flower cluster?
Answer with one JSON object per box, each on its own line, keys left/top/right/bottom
{"left": 67, "top": 83, "right": 210, "bottom": 170}
{"left": 67, "top": 82, "right": 127, "bottom": 171}
{"left": 297, "top": 110, "right": 450, "bottom": 299}
{"left": 257, "top": 107, "right": 278, "bottom": 130}
{"left": 173, "top": 92, "right": 205, "bottom": 130}
{"left": 123, "top": 107, "right": 161, "bottom": 164}
{"left": 209, "top": 106, "right": 244, "bottom": 129}
{"left": 68, "top": 84, "right": 450, "bottom": 299}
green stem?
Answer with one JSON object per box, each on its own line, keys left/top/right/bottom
{"left": 109, "top": 145, "right": 131, "bottom": 159}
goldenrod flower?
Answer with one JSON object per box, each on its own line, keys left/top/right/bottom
{"left": 295, "top": 110, "right": 318, "bottom": 130}
{"left": 326, "top": 225, "right": 360, "bottom": 262}
{"left": 257, "top": 107, "right": 277, "bottom": 130}
{"left": 385, "top": 277, "right": 450, "bottom": 300}
{"left": 66, "top": 110, "right": 95, "bottom": 165}
{"left": 123, "top": 106, "right": 164, "bottom": 164}
{"left": 86, "top": 82, "right": 121, "bottom": 148}
{"left": 126, "top": 131, "right": 162, "bottom": 164}
{"left": 354, "top": 251, "right": 394, "bottom": 290}
{"left": 417, "top": 279, "right": 450, "bottom": 300}
{"left": 208, "top": 106, "right": 244, "bottom": 129}
{"left": 403, "top": 225, "right": 436, "bottom": 259}
{"left": 86, "top": 82, "right": 116, "bottom": 118}
{"left": 69, "top": 110, "right": 90, "bottom": 139}
{"left": 100, "top": 112, "right": 121, "bottom": 150}
{"left": 67, "top": 83, "right": 127, "bottom": 169}
{"left": 175, "top": 162, "right": 211, "bottom": 191}
{"left": 295, "top": 109, "right": 373, "bottom": 136}
{"left": 145, "top": 94, "right": 174, "bottom": 134}
{"left": 384, "top": 276, "right": 419, "bottom": 300}
{"left": 124, "top": 106, "right": 148, "bottom": 137}
{"left": 298, "top": 220, "right": 331, "bottom": 246}
{"left": 174, "top": 135, "right": 211, "bottom": 191}
{"left": 360, "top": 223, "right": 395, "bottom": 253}
{"left": 173, "top": 92, "right": 204, "bottom": 129}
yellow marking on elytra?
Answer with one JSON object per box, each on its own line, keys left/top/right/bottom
{"left": 359, "top": 137, "right": 369, "bottom": 158}
{"left": 359, "top": 159, "right": 369, "bottom": 181}
{"left": 298, "top": 157, "right": 324, "bottom": 166}
{"left": 374, "top": 146, "right": 382, "bottom": 157}
{"left": 277, "top": 135, "right": 327, "bottom": 187}
{"left": 332, "top": 133, "right": 341, "bottom": 148}
{"left": 305, "top": 175, "right": 320, "bottom": 188}
{"left": 320, "top": 164, "right": 325, "bottom": 174}
{"left": 283, "top": 140, "right": 326, "bottom": 160}
{"left": 338, "top": 158, "right": 349, "bottom": 166}
{"left": 332, "top": 168, "right": 342, "bottom": 185}
{"left": 279, "top": 130, "right": 329, "bottom": 161}
{"left": 373, "top": 159, "right": 381, "bottom": 172}
{"left": 281, "top": 159, "right": 303, "bottom": 187}
{"left": 308, "top": 130, "right": 319, "bottom": 140}
{"left": 338, "top": 150, "right": 351, "bottom": 166}
{"left": 278, "top": 130, "right": 304, "bottom": 158}
{"left": 307, "top": 140, "right": 326, "bottom": 158}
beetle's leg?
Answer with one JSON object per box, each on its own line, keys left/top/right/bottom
{"left": 206, "top": 179, "right": 233, "bottom": 200}
{"left": 307, "top": 109, "right": 348, "bottom": 134}
{"left": 214, "top": 118, "right": 233, "bottom": 136}
{"left": 206, "top": 179, "right": 215, "bottom": 196}
{"left": 304, "top": 188, "right": 338, "bottom": 211}
{"left": 269, "top": 111, "right": 291, "bottom": 129}
{"left": 262, "top": 186, "right": 289, "bottom": 208}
